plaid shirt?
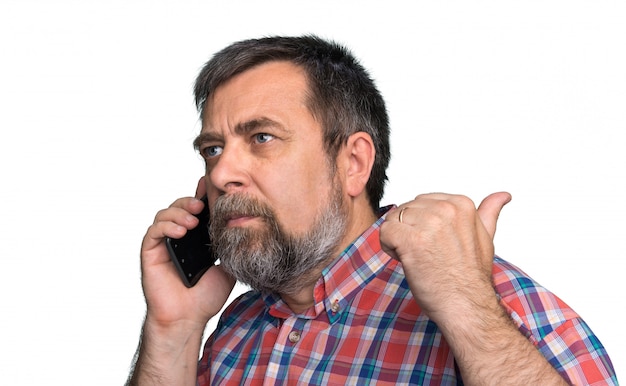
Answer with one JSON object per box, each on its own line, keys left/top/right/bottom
{"left": 198, "top": 208, "right": 617, "bottom": 385}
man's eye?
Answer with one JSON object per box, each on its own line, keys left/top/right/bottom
{"left": 254, "top": 133, "right": 274, "bottom": 144}
{"left": 202, "top": 145, "right": 223, "bottom": 158}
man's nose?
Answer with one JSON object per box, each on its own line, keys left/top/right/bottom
{"left": 208, "top": 144, "right": 250, "bottom": 194}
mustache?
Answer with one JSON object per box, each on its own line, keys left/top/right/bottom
{"left": 210, "top": 194, "right": 276, "bottom": 227}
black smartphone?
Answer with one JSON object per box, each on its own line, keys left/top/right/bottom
{"left": 165, "top": 196, "right": 215, "bottom": 287}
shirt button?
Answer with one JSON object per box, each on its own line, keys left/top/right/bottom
{"left": 331, "top": 300, "right": 340, "bottom": 313}
{"left": 288, "top": 330, "right": 301, "bottom": 343}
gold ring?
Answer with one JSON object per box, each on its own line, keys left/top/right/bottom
{"left": 399, "top": 207, "right": 408, "bottom": 224}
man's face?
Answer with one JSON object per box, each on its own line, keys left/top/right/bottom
{"left": 196, "top": 61, "right": 347, "bottom": 294}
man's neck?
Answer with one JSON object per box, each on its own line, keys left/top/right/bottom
{"left": 280, "top": 202, "right": 379, "bottom": 314}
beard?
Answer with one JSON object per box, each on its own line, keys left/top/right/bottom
{"left": 209, "top": 185, "right": 346, "bottom": 296}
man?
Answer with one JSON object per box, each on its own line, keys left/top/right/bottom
{"left": 128, "top": 35, "right": 617, "bottom": 385}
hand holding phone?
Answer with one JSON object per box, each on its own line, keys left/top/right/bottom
{"left": 165, "top": 196, "right": 215, "bottom": 287}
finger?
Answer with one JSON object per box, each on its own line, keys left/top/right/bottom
{"left": 195, "top": 176, "right": 207, "bottom": 199}
{"left": 154, "top": 204, "right": 201, "bottom": 225}
{"left": 148, "top": 203, "right": 206, "bottom": 247}
{"left": 157, "top": 197, "right": 205, "bottom": 221}
{"left": 477, "top": 191, "right": 512, "bottom": 239}
{"left": 144, "top": 208, "right": 197, "bottom": 244}
{"left": 379, "top": 219, "right": 400, "bottom": 260}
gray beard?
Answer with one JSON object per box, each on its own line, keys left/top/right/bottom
{"left": 209, "top": 186, "right": 346, "bottom": 296}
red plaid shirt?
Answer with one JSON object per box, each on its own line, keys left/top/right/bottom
{"left": 198, "top": 208, "right": 617, "bottom": 385}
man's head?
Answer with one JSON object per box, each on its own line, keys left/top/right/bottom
{"left": 194, "top": 35, "right": 390, "bottom": 210}
{"left": 192, "top": 36, "right": 390, "bottom": 296}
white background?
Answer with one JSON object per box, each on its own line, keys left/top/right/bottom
{"left": 1, "top": 1, "right": 624, "bottom": 384}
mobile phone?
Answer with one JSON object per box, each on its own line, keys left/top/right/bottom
{"left": 165, "top": 196, "right": 215, "bottom": 287}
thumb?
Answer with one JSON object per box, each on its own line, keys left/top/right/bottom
{"left": 477, "top": 191, "right": 512, "bottom": 239}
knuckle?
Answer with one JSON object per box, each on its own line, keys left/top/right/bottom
{"left": 153, "top": 208, "right": 168, "bottom": 223}
{"left": 435, "top": 200, "right": 457, "bottom": 218}
{"left": 446, "top": 195, "right": 476, "bottom": 216}
{"left": 456, "top": 194, "right": 475, "bottom": 209}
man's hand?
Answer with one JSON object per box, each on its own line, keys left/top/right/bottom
{"left": 141, "top": 195, "right": 235, "bottom": 328}
{"left": 380, "top": 192, "right": 567, "bottom": 384}
{"left": 379, "top": 192, "right": 511, "bottom": 322}
{"left": 128, "top": 177, "right": 236, "bottom": 385}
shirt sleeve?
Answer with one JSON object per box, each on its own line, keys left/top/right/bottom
{"left": 493, "top": 257, "right": 618, "bottom": 385}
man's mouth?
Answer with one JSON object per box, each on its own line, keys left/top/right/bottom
{"left": 212, "top": 194, "right": 273, "bottom": 230}
{"left": 225, "top": 214, "right": 261, "bottom": 227}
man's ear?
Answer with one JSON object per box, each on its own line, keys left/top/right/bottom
{"left": 341, "top": 132, "right": 375, "bottom": 198}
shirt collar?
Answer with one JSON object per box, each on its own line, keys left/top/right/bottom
{"left": 265, "top": 205, "right": 396, "bottom": 322}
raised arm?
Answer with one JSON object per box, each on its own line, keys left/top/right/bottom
{"left": 127, "top": 181, "right": 235, "bottom": 385}
{"left": 380, "top": 192, "right": 568, "bottom": 385}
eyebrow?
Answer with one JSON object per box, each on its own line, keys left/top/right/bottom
{"left": 239, "top": 117, "right": 292, "bottom": 135}
{"left": 193, "top": 117, "right": 289, "bottom": 150}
